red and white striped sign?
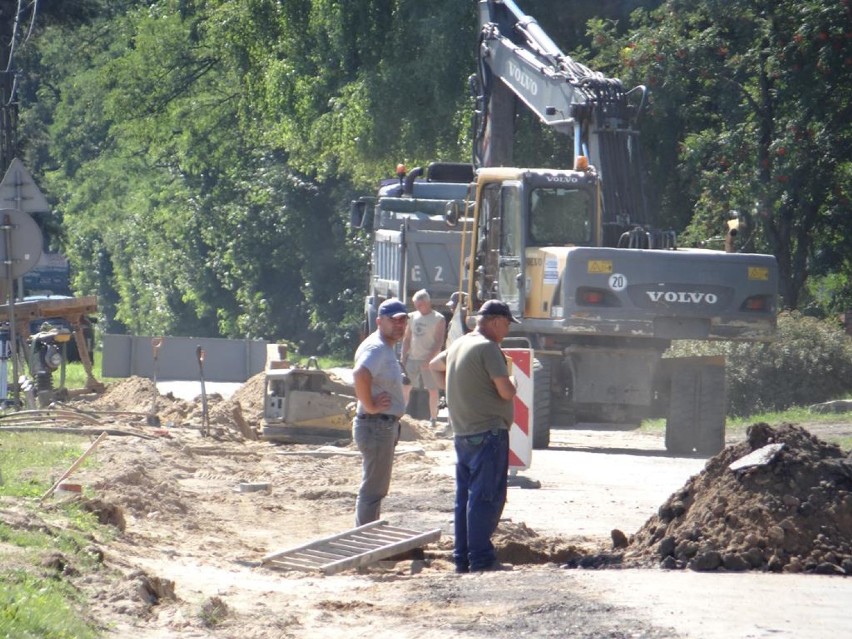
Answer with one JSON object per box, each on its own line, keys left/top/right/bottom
{"left": 503, "top": 348, "right": 533, "bottom": 470}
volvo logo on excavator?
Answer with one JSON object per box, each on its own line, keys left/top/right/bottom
{"left": 507, "top": 60, "right": 538, "bottom": 96}
{"left": 646, "top": 291, "right": 719, "bottom": 304}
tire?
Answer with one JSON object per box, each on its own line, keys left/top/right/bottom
{"left": 532, "top": 357, "right": 552, "bottom": 449}
{"left": 665, "top": 361, "right": 726, "bottom": 456}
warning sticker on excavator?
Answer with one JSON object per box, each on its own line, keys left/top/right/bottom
{"left": 544, "top": 256, "right": 559, "bottom": 284}
{"left": 748, "top": 266, "right": 769, "bottom": 281}
{"left": 587, "top": 260, "right": 613, "bottom": 274}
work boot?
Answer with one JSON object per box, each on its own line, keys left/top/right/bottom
{"left": 470, "top": 560, "right": 513, "bottom": 572}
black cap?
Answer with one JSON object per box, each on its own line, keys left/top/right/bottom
{"left": 476, "top": 300, "right": 520, "bottom": 323}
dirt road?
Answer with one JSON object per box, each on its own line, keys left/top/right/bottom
{"left": 8, "top": 376, "right": 851, "bottom": 638}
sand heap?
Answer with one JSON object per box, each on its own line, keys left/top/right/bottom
{"left": 86, "top": 376, "right": 249, "bottom": 438}
{"left": 626, "top": 423, "right": 852, "bottom": 575}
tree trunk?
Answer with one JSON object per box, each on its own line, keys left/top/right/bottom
{"left": 0, "top": 0, "right": 21, "bottom": 175}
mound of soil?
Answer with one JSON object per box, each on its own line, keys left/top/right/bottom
{"left": 625, "top": 423, "right": 852, "bottom": 575}
{"left": 230, "top": 371, "right": 266, "bottom": 421}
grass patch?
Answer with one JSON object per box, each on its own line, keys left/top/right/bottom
{"left": 726, "top": 406, "right": 852, "bottom": 431}
{"left": 0, "top": 570, "right": 98, "bottom": 639}
{"left": 0, "top": 433, "right": 95, "bottom": 499}
{"left": 4, "top": 348, "right": 118, "bottom": 396}
{"left": 641, "top": 405, "right": 852, "bottom": 451}
{"left": 61, "top": 350, "right": 120, "bottom": 389}
{"left": 0, "top": 432, "right": 110, "bottom": 638}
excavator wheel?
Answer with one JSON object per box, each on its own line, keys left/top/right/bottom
{"left": 532, "top": 357, "right": 552, "bottom": 449}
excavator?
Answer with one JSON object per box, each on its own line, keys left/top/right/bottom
{"left": 355, "top": 0, "right": 779, "bottom": 454}
{"left": 465, "top": 0, "right": 778, "bottom": 452}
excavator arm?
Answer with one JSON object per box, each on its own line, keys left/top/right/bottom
{"left": 473, "top": 0, "right": 648, "bottom": 226}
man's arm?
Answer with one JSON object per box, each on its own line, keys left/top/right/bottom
{"left": 429, "top": 320, "right": 446, "bottom": 360}
{"left": 353, "top": 366, "right": 390, "bottom": 413}
{"left": 400, "top": 322, "right": 412, "bottom": 364}
{"left": 492, "top": 375, "right": 516, "bottom": 401}
{"left": 428, "top": 350, "right": 448, "bottom": 390}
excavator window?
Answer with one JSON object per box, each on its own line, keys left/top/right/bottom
{"left": 528, "top": 187, "right": 593, "bottom": 246}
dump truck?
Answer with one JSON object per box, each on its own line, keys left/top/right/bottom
{"left": 350, "top": 162, "right": 475, "bottom": 331}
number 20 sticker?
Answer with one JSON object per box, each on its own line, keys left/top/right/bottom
{"left": 609, "top": 273, "right": 627, "bottom": 291}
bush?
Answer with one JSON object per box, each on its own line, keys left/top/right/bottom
{"left": 667, "top": 312, "right": 852, "bottom": 417}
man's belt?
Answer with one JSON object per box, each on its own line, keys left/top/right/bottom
{"left": 356, "top": 413, "right": 399, "bottom": 421}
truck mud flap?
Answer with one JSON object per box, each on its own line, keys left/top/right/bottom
{"left": 664, "top": 357, "right": 726, "bottom": 456}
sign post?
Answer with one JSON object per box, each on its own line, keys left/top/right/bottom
{"left": 503, "top": 347, "right": 533, "bottom": 471}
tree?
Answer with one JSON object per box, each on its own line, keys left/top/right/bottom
{"left": 588, "top": 0, "right": 852, "bottom": 310}
{"left": 1, "top": 0, "right": 108, "bottom": 174}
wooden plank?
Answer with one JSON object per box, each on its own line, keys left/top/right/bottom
{"left": 0, "top": 295, "right": 98, "bottom": 322}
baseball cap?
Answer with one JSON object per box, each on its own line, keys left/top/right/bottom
{"left": 446, "top": 291, "right": 467, "bottom": 309}
{"left": 378, "top": 299, "right": 408, "bottom": 318}
{"left": 476, "top": 299, "right": 520, "bottom": 323}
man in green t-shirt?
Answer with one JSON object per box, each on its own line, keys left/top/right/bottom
{"left": 430, "top": 300, "right": 518, "bottom": 572}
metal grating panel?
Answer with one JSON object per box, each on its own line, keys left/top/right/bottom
{"left": 262, "top": 520, "right": 441, "bottom": 575}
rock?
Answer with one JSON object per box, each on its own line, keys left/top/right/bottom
{"left": 742, "top": 547, "right": 765, "bottom": 568}
{"left": 675, "top": 540, "right": 698, "bottom": 559}
{"left": 658, "top": 536, "right": 676, "bottom": 559}
{"left": 813, "top": 562, "right": 845, "bottom": 576}
{"left": 767, "top": 525, "right": 785, "bottom": 544}
{"left": 611, "top": 529, "right": 629, "bottom": 549}
{"left": 767, "top": 554, "right": 785, "bottom": 572}
{"left": 689, "top": 551, "right": 722, "bottom": 572}
{"left": 721, "top": 553, "right": 750, "bottom": 572}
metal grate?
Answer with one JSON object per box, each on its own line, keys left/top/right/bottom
{"left": 261, "top": 520, "right": 441, "bottom": 575}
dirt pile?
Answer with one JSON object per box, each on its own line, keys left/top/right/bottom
{"left": 625, "top": 423, "right": 852, "bottom": 575}
{"left": 83, "top": 376, "right": 254, "bottom": 439}
{"left": 230, "top": 371, "right": 266, "bottom": 421}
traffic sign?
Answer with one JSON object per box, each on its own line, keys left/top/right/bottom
{"left": 0, "top": 158, "right": 50, "bottom": 213}
{"left": 0, "top": 208, "right": 43, "bottom": 279}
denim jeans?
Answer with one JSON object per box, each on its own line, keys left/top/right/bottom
{"left": 453, "top": 428, "right": 509, "bottom": 571}
{"left": 353, "top": 416, "right": 400, "bottom": 526}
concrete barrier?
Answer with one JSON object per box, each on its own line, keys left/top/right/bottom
{"left": 102, "top": 333, "right": 267, "bottom": 382}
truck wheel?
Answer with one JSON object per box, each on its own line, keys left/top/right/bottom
{"left": 532, "top": 357, "right": 552, "bottom": 449}
{"left": 665, "top": 361, "right": 726, "bottom": 456}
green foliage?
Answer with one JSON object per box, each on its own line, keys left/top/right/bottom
{"left": 10, "top": 0, "right": 852, "bottom": 356}
{"left": 586, "top": 0, "right": 852, "bottom": 311}
{"left": 668, "top": 312, "right": 852, "bottom": 417}
{"left": 0, "top": 433, "right": 90, "bottom": 498}
{"left": 0, "top": 570, "right": 97, "bottom": 639}
{"left": 0, "top": 432, "right": 106, "bottom": 639}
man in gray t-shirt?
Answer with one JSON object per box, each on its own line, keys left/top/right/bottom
{"left": 352, "top": 298, "right": 409, "bottom": 526}
{"left": 430, "top": 300, "right": 519, "bottom": 572}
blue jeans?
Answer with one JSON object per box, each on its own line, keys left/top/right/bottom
{"left": 453, "top": 429, "right": 509, "bottom": 572}
{"left": 353, "top": 417, "right": 400, "bottom": 526}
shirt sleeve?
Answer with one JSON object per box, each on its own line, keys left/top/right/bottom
{"left": 482, "top": 342, "right": 509, "bottom": 380}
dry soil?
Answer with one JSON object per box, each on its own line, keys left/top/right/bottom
{"left": 1, "top": 373, "right": 851, "bottom": 638}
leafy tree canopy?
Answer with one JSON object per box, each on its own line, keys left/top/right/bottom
{"left": 8, "top": 0, "right": 851, "bottom": 358}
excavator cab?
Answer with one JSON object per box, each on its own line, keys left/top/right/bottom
{"left": 528, "top": 187, "right": 595, "bottom": 247}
